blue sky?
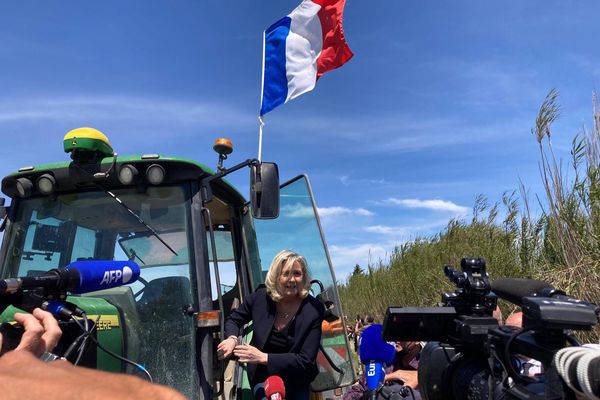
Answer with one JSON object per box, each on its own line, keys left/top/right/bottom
{"left": 1, "top": 1, "right": 599, "bottom": 282}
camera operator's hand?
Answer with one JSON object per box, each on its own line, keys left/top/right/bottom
{"left": 0, "top": 350, "right": 187, "bottom": 400}
{"left": 0, "top": 308, "right": 62, "bottom": 357}
{"left": 384, "top": 369, "right": 418, "bottom": 389}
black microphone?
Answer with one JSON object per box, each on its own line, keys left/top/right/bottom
{"left": 490, "top": 278, "right": 564, "bottom": 307}
{"left": 492, "top": 278, "right": 599, "bottom": 330}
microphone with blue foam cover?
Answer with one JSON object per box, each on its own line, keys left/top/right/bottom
{"left": 0, "top": 260, "right": 141, "bottom": 295}
{"left": 359, "top": 324, "right": 396, "bottom": 391}
{"left": 66, "top": 260, "right": 140, "bottom": 294}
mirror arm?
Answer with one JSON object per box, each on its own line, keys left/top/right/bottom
{"left": 200, "top": 159, "right": 260, "bottom": 204}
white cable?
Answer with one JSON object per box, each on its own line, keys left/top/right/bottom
{"left": 554, "top": 345, "right": 600, "bottom": 400}
{"left": 555, "top": 347, "right": 588, "bottom": 396}
{"left": 576, "top": 350, "right": 600, "bottom": 400}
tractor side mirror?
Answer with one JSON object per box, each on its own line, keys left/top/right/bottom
{"left": 250, "top": 162, "right": 279, "bottom": 219}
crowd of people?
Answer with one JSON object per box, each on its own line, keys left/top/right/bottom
{"left": 337, "top": 307, "right": 544, "bottom": 400}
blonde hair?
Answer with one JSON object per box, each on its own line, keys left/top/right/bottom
{"left": 265, "top": 250, "right": 311, "bottom": 302}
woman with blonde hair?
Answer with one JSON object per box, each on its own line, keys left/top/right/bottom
{"left": 217, "top": 250, "right": 324, "bottom": 400}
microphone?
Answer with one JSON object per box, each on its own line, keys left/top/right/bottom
{"left": 0, "top": 260, "right": 140, "bottom": 295}
{"left": 492, "top": 278, "right": 599, "bottom": 330}
{"left": 359, "top": 324, "right": 396, "bottom": 392}
{"left": 264, "top": 375, "right": 285, "bottom": 400}
{"left": 491, "top": 278, "right": 563, "bottom": 306}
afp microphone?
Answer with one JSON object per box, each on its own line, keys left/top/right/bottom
{"left": 0, "top": 260, "right": 140, "bottom": 295}
{"left": 359, "top": 324, "right": 396, "bottom": 393}
{"left": 264, "top": 375, "right": 285, "bottom": 400}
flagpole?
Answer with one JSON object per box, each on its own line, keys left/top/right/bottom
{"left": 258, "top": 30, "right": 266, "bottom": 162}
{"left": 258, "top": 115, "right": 264, "bottom": 162}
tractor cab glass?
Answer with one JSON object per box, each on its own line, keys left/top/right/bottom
{"left": 0, "top": 185, "right": 201, "bottom": 399}
{"left": 253, "top": 175, "right": 357, "bottom": 391}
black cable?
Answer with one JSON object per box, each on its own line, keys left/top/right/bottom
{"left": 73, "top": 313, "right": 93, "bottom": 365}
{"left": 63, "top": 314, "right": 93, "bottom": 363}
{"left": 62, "top": 331, "right": 88, "bottom": 361}
{"left": 67, "top": 314, "right": 153, "bottom": 382}
{"left": 91, "top": 336, "right": 153, "bottom": 383}
{"left": 503, "top": 328, "right": 538, "bottom": 384}
{"left": 85, "top": 325, "right": 153, "bottom": 382}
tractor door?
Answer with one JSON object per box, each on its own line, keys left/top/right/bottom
{"left": 253, "top": 175, "right": 357, "bottom": 391}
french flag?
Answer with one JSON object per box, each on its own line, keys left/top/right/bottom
{"left": 259, "top": 0, "right": 353, "bottom": 116}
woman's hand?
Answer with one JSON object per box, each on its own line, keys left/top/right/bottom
{"left": 233, "top": 344, "right": 268, "bottom": 365}
{"left": 1, "top": 308, "right": 62, "bottom": 357}
{"left": 216, "top": 336, "right": 237, "bottom": 360}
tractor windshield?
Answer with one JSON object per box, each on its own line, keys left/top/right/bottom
{"left": 0, "top": 185, "right": 200, "bottom": 398}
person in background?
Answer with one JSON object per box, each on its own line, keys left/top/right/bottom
{"left": 343, "top": 341, "right": 423, "bottom": 400}
{"left": 505, "top": 311, "right": 522, "bottom": 328}
{"left": 217, "top": 250, "right": 325, "bottom": 400}
{"left": 346, "top": 324, "right": 354, "bottom": 342}
{"left": 357, "top": 314, "right": 375, "bottom": 349}
{"left": 493, "top": 306, "right": 503, "bottom": 325}
{"left": 353, "top": 315, "right": 364, "bottom": 352}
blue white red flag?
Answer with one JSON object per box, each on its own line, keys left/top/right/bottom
{"left": 259, "top": 0, "right": 353, "bottom": 116}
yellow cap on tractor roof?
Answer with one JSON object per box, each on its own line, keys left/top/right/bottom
{"left": 63, "top": 127, "right": 114, "bottom": 158}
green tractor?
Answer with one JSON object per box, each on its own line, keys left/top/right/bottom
{"left": 0, "top": 128, "right": 356, "bottom": 399}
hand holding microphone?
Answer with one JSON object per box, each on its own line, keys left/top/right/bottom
{"left": 0, "top": 308, "right": 62, "bottom": 357}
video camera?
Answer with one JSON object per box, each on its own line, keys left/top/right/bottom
{"left": 382, "top": 257, "right": 600, "bottom": 400}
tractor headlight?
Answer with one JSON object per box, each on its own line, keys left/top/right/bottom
{"left": 118, "top": 164, "right": 139, "bottom": 185}
{"left": 15, "top": 178, "right": 33, "bottom": 198}
{"left": 36, "top": 174, "right": 56, "bottom": 195}
{"left": 146, "top": 164, "right": 165, "bottom": 185}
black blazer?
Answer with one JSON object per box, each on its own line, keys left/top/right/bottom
{"left": 224, "top": 287, "right": 325, "bottom": 386}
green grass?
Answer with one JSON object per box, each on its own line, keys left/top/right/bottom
{"left": 339, "top": 90, "right": 600, "bottom": 342}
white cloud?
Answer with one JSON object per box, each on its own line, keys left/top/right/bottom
{"left": 0, "top": 95, "right": 253, "bottom": 129}
{"left": 364, "top": 225, "right": 410, "bottom": 236}
{"left": 318, "top": 206, "right": 374, "bottom": 217}
{"left": 383, "top": 198, "right": 469, "bottom": 214}
{"left": 338, "top": 174, "right": 388, "bottom": 187}
{"left": 281, "top": 204, "right": 314, "bottom": 218}
{"left": 329, "top": 243, "right": 390, "bottom": 281}
{"left": 280, "top": 204, "right": 374, "bottom": 220}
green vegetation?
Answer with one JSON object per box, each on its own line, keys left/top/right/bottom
{"left": 339, "top": 90, "right": 600, "bottom": 342}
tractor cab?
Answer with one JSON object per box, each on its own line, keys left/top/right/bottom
{"left": 0, "top": 128, "right": 356, "bottom": 399}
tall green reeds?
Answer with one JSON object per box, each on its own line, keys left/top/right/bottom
{"left": 339, "top": 90, "right": 600, "bottom": 342}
